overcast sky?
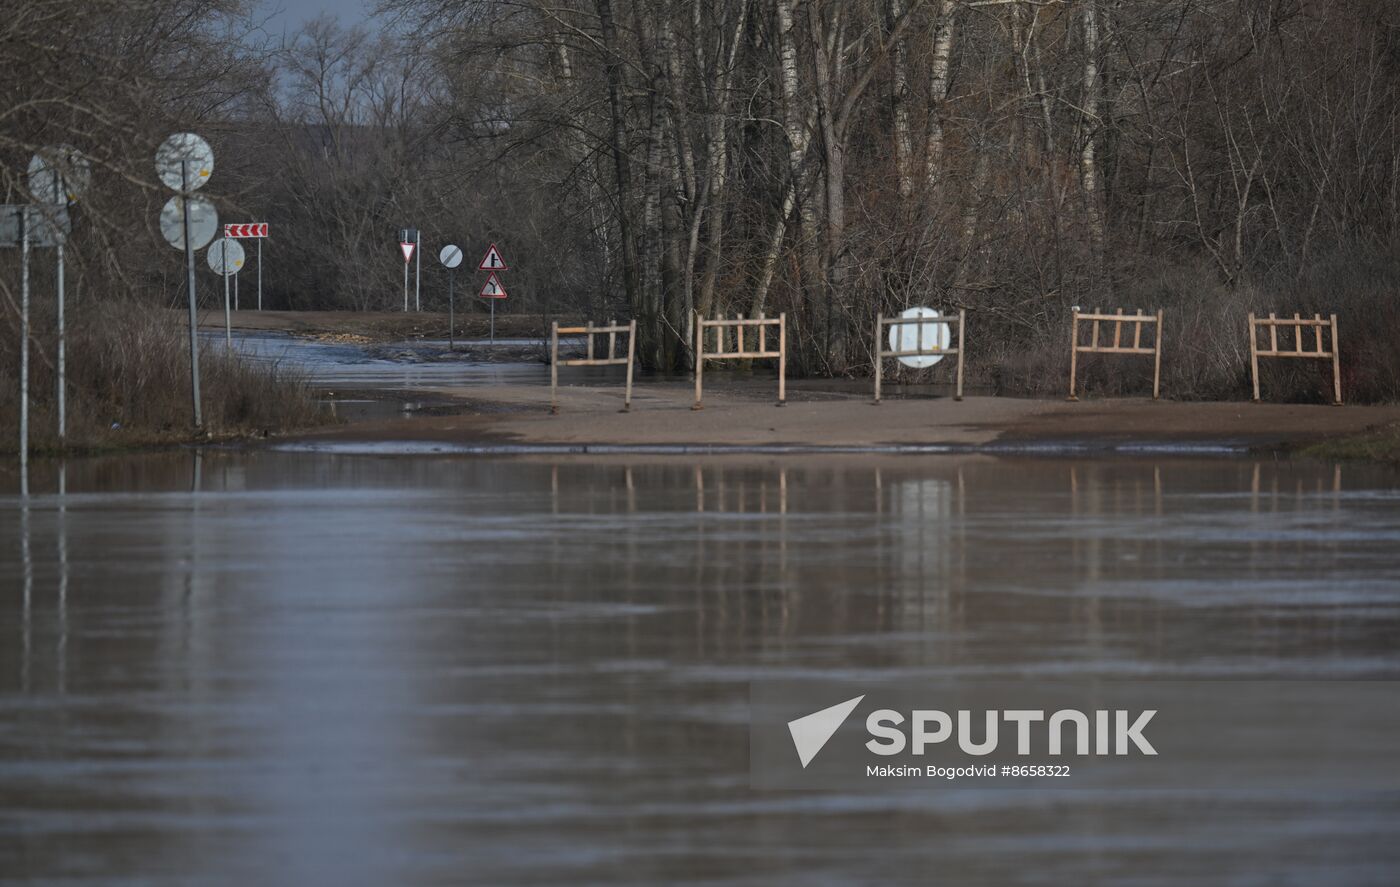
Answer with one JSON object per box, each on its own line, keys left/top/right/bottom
{"left": 258, "top": 0, "right": 371, "bottom": 29}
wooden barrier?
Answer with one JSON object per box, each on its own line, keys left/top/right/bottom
{"left": 1248, "top": 312, "right": 1342, "bottom": 405}
{"left": 873, "top": 309, "right": 966, "bottom": 404}
{"left": 550, "top": 319, "right": 637, "bottom": 413}
{"left": 692, "top": 313, "right": 786, "bottom": 409}
{"left": 1068, "top": 308, "right": 1164, "bottom": 401}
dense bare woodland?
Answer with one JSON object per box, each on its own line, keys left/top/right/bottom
{"left": 5, "top": 0, "right": 1400, "bottom": 405}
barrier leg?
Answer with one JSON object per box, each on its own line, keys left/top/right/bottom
{"left": 623, "top": 319, "right": 636, "bottom": 412}
{"left": 1331, "top": 314, "right": 1343, "bottom": 405}
{"left": 1152, "top": 309, "right": 1163, "bottom": 400}
{"left": 1248, "top": 313, "right": 1261, "bottom": 402}
{"left": 550, "top": 321, "right": 560, "bottom": 414}
{"left": 873, "top": 316, "right": 882, "bottom": 404}
{"left": 692, "top": 315, "right": 704, "bottom": 410}
{"left": 955, "top": 309, "right": 965, "bottom": 401}
{"left": 777, "top": 313, "right": 787, "bottom": 406}
{"left": 1067, "top": 313, "right": 1080, "bottom": 401}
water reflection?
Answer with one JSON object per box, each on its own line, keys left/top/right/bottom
{"left": 1, "top": 453, "right": 1399, "bottom": 883}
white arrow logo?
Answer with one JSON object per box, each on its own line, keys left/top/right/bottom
{"left": 787, "top": 695, "right": 865, "bottom": 768}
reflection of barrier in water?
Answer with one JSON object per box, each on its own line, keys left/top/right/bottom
{"left": 550, "top": 319, "right": 637, "bottom": 414}
{"left": 1068, "top": 308, "right": 1164, "bottom": 401}
{"left": 873, "top": 308, "right": 966, "bottom": 403}
{"left": 1247, "top": 312, "right": 1342, "bottom": 405}
{"left": 692, "top": 313, "right": 786, "bottom": 410}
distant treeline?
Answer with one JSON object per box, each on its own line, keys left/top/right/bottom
{"left": 4, "top": 1, "right": 1400, "bottom": 401}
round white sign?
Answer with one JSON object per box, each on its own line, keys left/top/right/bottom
{"left": 29, "top": 146, "right": 91, "bottom": 205}
{"left": 156, "top": 133, "right": 215, "bottom": 192}
{"left": 160, "top": 195, "right": 219, "bottom": 251}
{"left": 440, "top": 244, "right": 463, "bottom": 269}
{"left": 889, "top": 307, "right": 950, "bottom": 369}
{"left": 206, "top": 237, "right": 246, "bottom": 275}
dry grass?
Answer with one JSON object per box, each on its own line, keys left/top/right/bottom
{"left": 1, "top": 298, "right": 329, "bottom": 453}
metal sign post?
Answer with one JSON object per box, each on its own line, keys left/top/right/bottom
{"left": 208, "top": 238, "right": 245, "bottom": 347}
{"left": 28, "top": 147, "right": 88, "bottom": 447}
{"left": 415, "top": 229, "right": 422, "bottom": 312}
{"left": 182, "top": 162, "right": 200, "bottom": 424}
{"left": 157, "top": 133, "right": 216, "bottom": 429}
{"left": 399, "top": 228, "right": 417, "bottom": 311}
{"left": 224, "top": 238, "right": 231, "bottom": 341}
{"left": 479, "top": 272, "right": 508, "bottom": 343}
{"left": 440, "top": 244, "right": 463, "bottom": 350}
{"left": 19, "top": 209, "right": 29, "bottom": 492}
{"left": 224, "top": 224, "right": 268, "bottom": 311}
{"left": 478, "top": 245, "right": 509, "bottom": 344}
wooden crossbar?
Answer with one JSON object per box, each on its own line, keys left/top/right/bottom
{"left": 1248, "top": 312, "right": 1342, "bottom": 405}
{"left": 550, "top": 318, "right": 637, "bottom": 413}
{"left": 1068, "top": 308, "right": 1164, "bottom": 401}
{"left": 693, "top": 313, "right": 786, "bottom": 409}
{"left": 873, "top": 309, "right": 966, "bottom": 403}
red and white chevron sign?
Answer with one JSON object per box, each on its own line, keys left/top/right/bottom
{"left": 224, "top": 223, "right": 268, "bottom": 238}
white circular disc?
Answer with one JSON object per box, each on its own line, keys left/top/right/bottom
{"left": 160, "top": 195, "right": 218, "bottom": 251}
{"left": 440, "top": 244, "right": 463, "bottom": 268}
{"left": 889, "top": 307, "right": 950, "bottom": 369}
{"left": 206, "top": 237, "right": 246, "bottom": 274}
{"left": 156, "top": 133, "right": 215, "bottom": 192}
{"left": 29, "top": 146, "right": 91, "bottom": 205}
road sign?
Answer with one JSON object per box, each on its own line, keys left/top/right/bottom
{"left": 479, "top": 272, "right": 508, "bottom": 299}
{"left": 400, "top": 241, "right": 416, "bottom": 263}
{"left": 440, "top": 244, "right": 463, "bottom": 268}
{"left": 225, "top": 223, "right": 268, "bottom": 238}
{"left": 889, "top": 307, "right": 950, "bottom": 368}
{"left": 207, "top": 237, "right": 246, "bottom": 274}
{"left": 155, "top": 133, "right": 214, "bottom": 192}
{"left": 479, "top": 243, "right": 508, "bottom": 271}
{"left": 28, "top": 147, "right": 90, "bottom": 205}
{"left": 160, "top": 195, "right": 218, "bottom": 250}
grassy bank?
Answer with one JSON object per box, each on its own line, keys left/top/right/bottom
{"left": 1297, "top": 423, "right": 1400, "bottom": 466}
{"left": 2, "top": 299, "right": 330, "bottom": 454}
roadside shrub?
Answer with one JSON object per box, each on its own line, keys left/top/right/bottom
{"left": 960, "top": 249, "right": 1400, "bottom": 403}
{"left": 0, "top": 297, "right": 327, "bottom": 453}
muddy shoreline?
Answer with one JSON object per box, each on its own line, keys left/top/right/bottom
{"left": 287, "top": 377, "right": 1400, "bottom": 458}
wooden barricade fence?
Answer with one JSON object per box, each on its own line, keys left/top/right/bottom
{"left": 692, "top": 313, "right": 786, "bottom": 410}
{"left": 550, "top": 319, "right": 637, "bottom": 413}
{"left": 873, "top": 309, "right": 966, "bottom": 404}
{"left": 1248, "top": 312, "right": 1342, "bottom": 405}
{"left": 1068, "top": 308, "right": 1164, "bottom": 401}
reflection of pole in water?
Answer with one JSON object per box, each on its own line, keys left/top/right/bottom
{"left": 58, "top": 462, "right": 69, "bottom": 694}
{"left": 20, "top": 495, "right": 33, "bottom": 693}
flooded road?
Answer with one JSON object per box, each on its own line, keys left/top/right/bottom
{"left": 3, "top": 453, "right": 1399, "bottom": 883}
{"left": 224, "top": 331, "right": 562, "bottom": 391}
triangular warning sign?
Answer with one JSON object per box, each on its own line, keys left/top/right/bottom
{"left": 478, "top": 243, "right": 508, "bottom": 271}
{"left": 400, "top": 241, "right": 416, "bottom": 264}
{"left": 479, "top": 272, "right": 508, "bottom": 299}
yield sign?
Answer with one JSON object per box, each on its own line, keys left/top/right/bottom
{"left": 478, "top": 243, "right": 508, "bottom": 271}
{"left": 479, "top": 272, "right": 508, "bottom": 299}
{"left": 400, "top": 241, "right": 416, "bottom": 264}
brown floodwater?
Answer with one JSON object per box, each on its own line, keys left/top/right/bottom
{"left": 2, "top": 452, "right": 1399, "bottom": 884}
